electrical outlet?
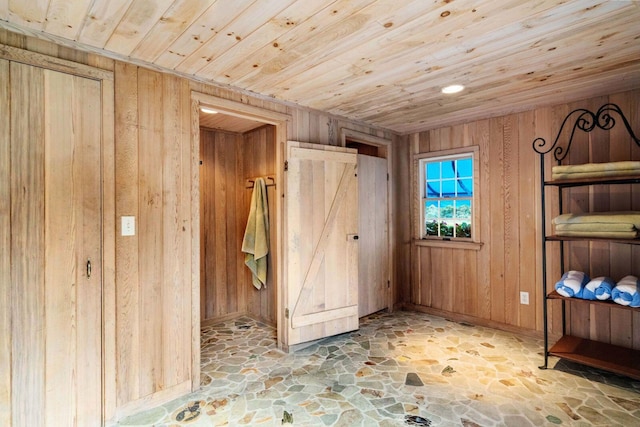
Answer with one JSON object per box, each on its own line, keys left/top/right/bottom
{"left": 520, "top": 291, "right": 529, "bottom": 305}
{"left": 121, "top": 216, "right": 135, "bottom": 236}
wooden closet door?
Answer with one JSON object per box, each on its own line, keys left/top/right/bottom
{"left": 284, "top": 142, "right": 359, "bottom": 347}
{"left": 10, "top": 62, "right": 103, "bottom": 426}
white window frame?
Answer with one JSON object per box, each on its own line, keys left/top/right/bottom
{"left": 414, "top": 146, "right": 481, "bottom": 250}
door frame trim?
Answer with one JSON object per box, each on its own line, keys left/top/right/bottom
{"left": 340, "top": 128, "right": 394, "bottom": 315}
{"left": 190, "top": 92, "right": 291, "bottom": 383}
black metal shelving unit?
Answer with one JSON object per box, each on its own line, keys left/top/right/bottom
{"left": 533, "top": 103, "right": 640, "bottom": 380}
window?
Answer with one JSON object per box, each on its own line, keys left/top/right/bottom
{"left": 417, "top": 147, "right": 478, "bottom": 242}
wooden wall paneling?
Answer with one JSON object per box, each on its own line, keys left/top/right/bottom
{"left": 213, "top": 132, "right": 229, "bottom": 317}
{"left": 161, "top": 73, "right": 188, "bottom": 387}
{"left": 10, "top": 61, "right": 46, "bottom": 426}
{"left": 101, "top": 74, "right": 117, "bottom": 421}
{"left": 472, "top": 119, "right": 492, "bottom": 321}
{"left": 517, "top": 110, "right": 538, "bottom": 330}
{"left": 241, "top": 130, "right": 256, "bottom": 316}
{"left": 489, "top": 117, "right": 506, "bottom": 324}
{"left": 231, "top": 131, "right": 243, "bottom": 314}
{"left": 190, "top": 97, "right": 201, "bottom": 391}
{"left": 243, "top": 128, "right": 258, "bottom": 319}
{"left": 114, "top": 61, "right": 141, "bottom": 405}
{"left": 502, "top": 114, "right": 520, "bottom": 327}
{"left": 226, "top": 132, "right": 240, "bottom": 315}
{"left": 200, "top": 131, "right": 208, "bottom": 319}
{"left": 418, "top": 247, "right": 431, "bottom": 307}
{"left": 0, "top": 58, "right": 9, "bottom": 426}
{"left": 463, "top": 248, "right": 478, "bottom": 317}
{"left": 201, "top": 130, "right": 215, "bottom": 319}
{"left": 243, "top": 125, "right": 278, "bottom": 324}
{"left": 429, "top": 248, "right": 443, "bottom": 311}
{"left": 451, "top": 248, "right": 465, "bottom": 314}
{"left": 393, "top": 134, "right": 410, "bottom": 305}
{"left": 138, "top": 68, "right": 165, "bottom": 397}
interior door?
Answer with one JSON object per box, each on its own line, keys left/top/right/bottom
{"left": 9, "top": 62, "right": 102, "bottom": 426}
{"left": 284, "top": 142, "right": 359, "bottom": 347}
{"left": 357, "top": 154, "right": 389, "bottom": 317}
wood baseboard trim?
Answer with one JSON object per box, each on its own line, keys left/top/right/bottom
{"left": 200, "top": 312, "right": 276, "bottom": 328}
{"left": 401, "top": 303, "right": 544, "bottom": 340}
{"left": 200, "top": 311, "right": 248, "bottom": 327}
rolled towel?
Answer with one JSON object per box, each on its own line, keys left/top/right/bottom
{"left": 555, "top": 271, "right": 590, "bottom": 298}
{"left": 583, "top": 276, "right": 616, "bottom": 301}
{"left": 612, "top": 275, "right": 640, "bottom": 307}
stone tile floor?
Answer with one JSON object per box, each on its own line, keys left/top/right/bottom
{"left": 115, "top": 310, "right": 640, "bottom": 426}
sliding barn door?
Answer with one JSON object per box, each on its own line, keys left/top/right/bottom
{"left": 284, "top": 142, "right": 359, "bottom": 347}
{"left": 6, "top": 61, "right": 103, "bottom": 426}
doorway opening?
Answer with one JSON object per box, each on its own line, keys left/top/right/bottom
{"left": 191, "top": 92, "right": 290, "bottom": 387}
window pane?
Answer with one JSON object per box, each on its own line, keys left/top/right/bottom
{"left": 425, "top": 201, "right": 439, "bottom": 219}
{"left": 457, "top": 158, "right": 472, "bottom": 178}
{"left": 426, "top": 162, "right": 440, "bottom": 180}
{"left": 441, "top": 200, "right": 453, "bottom": 218}
{"left": 424, "top": 201, "right": 439, "bottom": 236}
{"left": 441, "top": 180, "right": 455, "bottom": 197}
{"left": 442, "top": 160, "right": 455, "bottom": 179}
{"left": 455, "top": 199, "right": 471, "bottom": 219}
{"left": 455, "top": 221, "right": 471, "bottom": 238}
{"left": 426, "top": 181, "right": 440, "bottom": 198}
{"left": 457, "top": 179, "right": 473, "bottom": 197}
{"left": 440, "top": 221, "right": 454, "bottom": 237}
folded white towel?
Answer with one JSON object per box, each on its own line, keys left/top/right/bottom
{"left": 555, "top": 271, "right": 590, "bottom": 298}
{"left": 612, "top": 275, "right": 640, "bottom": 307}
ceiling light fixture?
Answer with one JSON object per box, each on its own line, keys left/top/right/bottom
{"left": 200, "top": 106, "right": 218, "bottom": 114}
{"left": 441, "top": 84, "right": 465, "bottom": 94}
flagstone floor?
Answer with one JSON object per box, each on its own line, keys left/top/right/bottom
{"left": 113, "top": 310, "right": 640, "bottom": 426}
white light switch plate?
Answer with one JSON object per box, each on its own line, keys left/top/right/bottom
{"left": 121, "top": 216, "right": 135, "bottom": 236}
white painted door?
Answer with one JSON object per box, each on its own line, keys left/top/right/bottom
{"left": 357, "top": 154, "right": 389, "bottom": 317}
{"left": 284, "top": 142, "right": 359, "bottom": 347}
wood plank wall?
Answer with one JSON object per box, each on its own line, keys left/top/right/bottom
{"left": 113, "top": 63, "right": 194, "bottom": 411}
{"left": 0, "top": 27, "right": 394, "bottom": 423}
{"left": 200, "top": 130, "right": 245, "bottom": 321}
{"left": 243, "top": 126, "right": 278, "bottom": 323}
{"left": 396, "top": 89, "right": 640, "bottom": 349}
{"left": 199, "top": 125, "right": 278, "bottom": 325}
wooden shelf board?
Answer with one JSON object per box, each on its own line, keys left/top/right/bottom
{"left": 547, "top": 290, "right": 640, "bottom": 311}
{"left": 549, "top": 335, "right": 640, "bottom": 381}
{"left": 545, "top": 235, "right": 640, "bottom": 245}
{"left": 545, "top": 175, "right": 640, "bottom": 187}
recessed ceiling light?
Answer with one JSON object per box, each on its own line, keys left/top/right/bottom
{"left": 200, "top": 106, "right": 218, "bottom": 114}
{"left": 442, "top": 84, "right": 465, "bottom": 94}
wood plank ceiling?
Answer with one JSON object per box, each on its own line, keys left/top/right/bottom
{"left": 1, "top": 0, "right": 639, "bottom": 134}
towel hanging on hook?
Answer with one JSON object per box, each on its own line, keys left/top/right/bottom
{"left": 246, "top": 175, "right": 275, "bottom": 189}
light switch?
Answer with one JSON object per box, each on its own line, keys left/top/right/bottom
{"left": 121, "top": 216, "right": 135, "bottom": 236}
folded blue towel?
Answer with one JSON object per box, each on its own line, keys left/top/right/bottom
{"left": 555, "top": 271, "right": 590, "bottom": 298}
{"left": 612, "top": 275, "right": 640, "bottom": 307}
{"left": 583, "top": 276, "right": 615, "bottom": 301}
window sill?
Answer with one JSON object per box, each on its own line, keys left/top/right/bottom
{"left": 414, "top": 238, "right": 484, "bottom": 251}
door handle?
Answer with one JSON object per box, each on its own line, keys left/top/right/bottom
{"left": 87, "top": 259, "right": 92, "bottom": 279}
